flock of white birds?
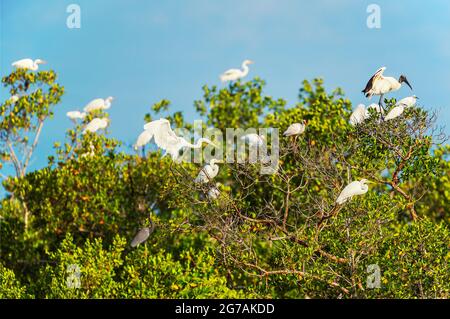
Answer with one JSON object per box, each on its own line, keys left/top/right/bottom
{"left": 8, "top": 59, "right": 420, "bottom": 208}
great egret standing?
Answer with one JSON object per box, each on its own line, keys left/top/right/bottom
{"left": 195, "top": 159, "right": 222, "bottom": 183}
{"left": 82, "top": 117, "right": 109, "bottom": 134}
{"left": 220, "top": 60, "right": 254, "bottom": 82}
{"left": 336, "top": 179, "right": 372, "bottom": 204}
{"left": 83, "top": 97, "right": 114, "bottom": 113}
{"left": 143, "top": 118, "right": 216, "bottom": 160}
{"left": 12, "top": 58, "right": 46, "bottom": 71}
{"left": 362, "top": 67, "right": 413, "bottom": 114}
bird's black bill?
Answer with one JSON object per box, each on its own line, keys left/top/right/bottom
{"left": 404, "top": 79, "right": 413, "bottom": 90}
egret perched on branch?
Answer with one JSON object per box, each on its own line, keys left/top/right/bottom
{"left": 143, "top": 118, "right": 216, "bottom": 160}
{"left": 283, "top": 120, "right": 307, "bottom": 137}
{"left": 66, "top": 111, "right": 86, "bottom": 122}
{"left": 12, "top": 58, "right": 46, "bottom": 71}
{"left": 241, "top": 133, "right": 265, "bottom": 147}
{"left": 396, "top": 95, "right": 418, "bottom": 108}
{"left": 362, "top": 67, "right": 413, "bottom": 114}
{"left": 82, "top": 117, "right": 109, "bottom": 134}
{"left": 349, "top": 104, "right": 369, "bottom": 126}
{"left": 8, "top": 95, "right": 19, "bottom": 103}
{"left": 195, "top": 159, "right": 222, "bottom": 183}
{"left": 336, "top": 179, "right": 372, "bottom": 204}
{"left": 83, "top": 97, "right": 114, "bottom": 113}
{"left": 220, "top": 60, "right": 254, "bottom": 82}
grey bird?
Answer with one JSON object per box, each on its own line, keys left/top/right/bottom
{"left": 130, "top": 220, "right": 155, "bottom": 248}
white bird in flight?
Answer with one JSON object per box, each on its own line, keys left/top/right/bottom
{"left": 336, "top": 179, "right": 372, "bottom": 205}
{"left": 12, "top": 58, "right": 46, "bottom": 71}
{"left": 82, "top": 117, "right": 109, "bottom": 134}
{"left": 66, "top": 111, "right": 86, "bottom": 122}
{"left": 195, "top": 159, "right": 222, "bottom": 183}
{"left": 142, "top": 118, "right": 216, "bottom": 160}
{"left": 349, "top": 104, "right": 369, "bottom": 126}
{"left": 83, "top": 97, "right": 114, "bottom": 113}
{"left": 362, "top": 67, "right": 413, "bottom": 113}
{"left": 283, "top": 120, "right": 307, "bottom": 137}
{"left": 220, "top": 59, "right": 254, "bottom": 83}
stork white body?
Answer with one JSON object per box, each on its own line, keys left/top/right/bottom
{"left": 83, "top": 97, "right": 114, "bottom": 113}
{"left": 82, "top": 117, "right": 109, "bottom": 134}
{"left": 283, "top": 121, "right": 307, "bottom": 136}
{"left": 12, "top": 58, "right": 46, "bottom": 71}
{"left": 336, "top": 179, "right": 371, "bottom": 205}
{"left": 66, "top": 111, "right": 86, "bottom": 121}
{"left": 349, "top": 104, "right": 369, "bottom": 126}
{"left": 143, "top": 118, "right": 216, "bottom": 160}
{"left": 220, "top": 60, "right": 254, "bottom": 82}
{"left": 195, "top": 159, "right": 221, "bottom": 183}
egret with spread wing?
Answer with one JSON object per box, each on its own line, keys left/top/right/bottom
{"left": 143, "top": 118, "right": 216, "bottom": 160}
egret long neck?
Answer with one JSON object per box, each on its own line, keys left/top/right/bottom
{"left": 241, "top": 63, "right": 250, "bottom": 76}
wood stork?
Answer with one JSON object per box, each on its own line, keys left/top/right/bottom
{"left": 82, "top": 117, "right": 109, "bottom": 134}
{"left": 336, "top": 179, "right": 372, "bottom": 204}
{"left": 83, "top": 97, "right": 114, "bottom": 113}
{"left": 283, "top": 120, "right": 307, "bottom": 137}
{"left": 362, "top": 67, "right": 413, "bottom": 114}
{"left": 12, "top": 58, "right": 46, "bottom": 71}
{"left": 220, "top": 60, "right": 254, "bottom": 82}
{"left": 349, "top": 104, "right": 369, "bottom": 126}
{"left": 66, "top": 111, "right": 86, "bottom": 122}
{"left": 195, "top": 159, "right": 222, "bottom": 183}
{"left": 143, "top": 118, "right": 216, "bottom": 160}
{"left": 384, "top": 95, "right": 418, "bottom": 122}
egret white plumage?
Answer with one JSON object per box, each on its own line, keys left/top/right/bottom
{"left": 349, "top": 104, "right": 369, "bottom": 126}
{"left": 362, "top": 67, "right": 413, "bottom": 114}
{"left": 134, "top": 129, "right": 154, "bottom": 150}
{"left": 83, "top": 97, "right": 114, "bottom": 113}
{"left": 241, "top": 133, "right": 265, "bottom": 147}
{"left": 66, "top": 111, "right": 86, "bottom": 121}
{"left": 396, "top": 95, "right": 418, "bottom": 108}
{"left": 82, "top": 117, "right": 109, "bottom": 134}
{"left": 207, "top": 185, "right": 221, "bottom": 200}
{"left": 143, "top": 118, "right": 216, "bottom": 160}
{"left": 283, "top": 120, "right": 307, "bottom": 137}
{"left": 8, "top": 95, "right": 19, "bottom": 103}
{"left": 336, "top": 179, "right": 372, "bottom": 204}
{"left": 220, "top": 59, "right": 254, "bottom": 82}
{"left": 12, "top": 58, "right": 46, "bottom": 71}
{"left": 195, "top": 159, "right": 221, "bottom": 183}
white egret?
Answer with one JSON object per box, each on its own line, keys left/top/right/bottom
{"left": 66, "top": 111, "right": 86, "bottom": 122}
{"left": 349, "top": 104, "right": 369, "bottom": 126}
{"left": 283, "top": 120, "right": 307, "bottom": 137}
{"left": 195, "top": 159, "right": 222, "bottom": 183}
{"left": 143, "top": 118, "right": 216, "bottom": 160}
{"left": 362, "top": 67, "right": 413, "bottom": 113}
{"left": 8, "top": 95, "right": 19, "bottom": 103}
{"left": 336, "top": 179, "right": 372, "bottom": 204}
{"left": 134, "top": 129, "right": 154, "bottom": 150}
{"left": 82, "top": 117, "right": 109, "bottom": 134}
{"left": 83, "top": 97, "right": 114, "bottom": 113}
{"left": 367, "top": 103, "right": 384, "bottom": 114}
{"left": 241, "top": 133, "right": 265, "bottom": 147}
{"left": 207, "top": 185, "right": 221, "bottom": 200}
{"left": 396, "top": 95, "right": 418, "bottom": 108}
{"left": 12, "top": 58, "right": 46, "bottom": 71}
{"left": 220, "top": 60, "right": 254, "bottom": 82}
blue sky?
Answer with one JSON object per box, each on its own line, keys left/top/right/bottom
{"left": 1, "top": 0, "right": 450, "bottom": 177}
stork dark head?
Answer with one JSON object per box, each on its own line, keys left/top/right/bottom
{"left": 399, "top": 75, "right": 413, "bottom": 90}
